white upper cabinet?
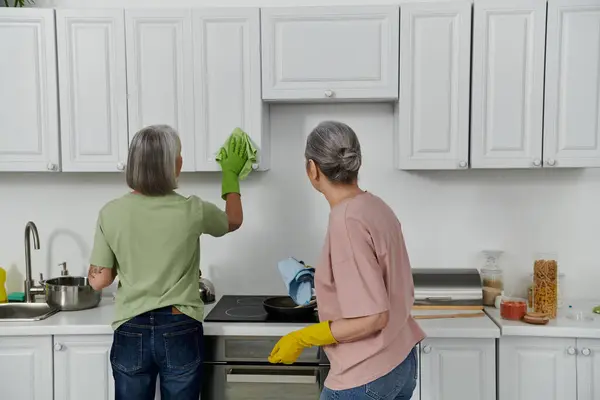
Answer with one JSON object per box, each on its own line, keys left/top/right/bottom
{"left": 471, "top": 0, "right": 547, "bottom": 169}
{"left": 193, "top": 8, "right": 268, "bottom": 171}
{"left": 56, "top": 9, "right": 129, "bottom": 172}
{"left": 261, "top": 6, "right": 399, "bottom": 101}
{"left": 0, "top": 9, "right": 60, "bottom": 172}
{"left": 499, "top": 337, "right": 577, "bottom": 400}
{"left": 125, "top": 9, "right": 196, "bottom": 171}
{"left": 420, "top": 338, "right": 495, "bottom": 400}
{"left": 577, "top": 339, "right": 600, "bottom": 400}
{"left": 396, "top": 1, "right": 471, "bottom": 170}
{"left": 544, "top": 0, "right": 600, "bottom": 168}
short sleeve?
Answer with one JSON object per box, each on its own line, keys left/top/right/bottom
{"left": 89, "top": 212, "right": 116, "bottom": 269}
{"left": 329, "top": 217, "right": 390, "bottom": 319}
{"left": 199, "top": 199, "right": 229, "bottom": 237}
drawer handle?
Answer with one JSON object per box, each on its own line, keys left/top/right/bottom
{"left": 226, "top": 373, "right": 316, "bottom": 385}
{"left": 324, "top": 90, "right": 334, "bottom": 98}
{"left": 581, "top": 348, "right": 591, "bottom": 356}
{"left": 422, "top": 345, "right": 432, "bottom": 354}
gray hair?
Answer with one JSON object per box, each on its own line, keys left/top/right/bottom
{"left": 305, "top": 121, "right": 362, "bottom": 184}
{"left": 126, "top": 125, "right": 181, "bottom": 196}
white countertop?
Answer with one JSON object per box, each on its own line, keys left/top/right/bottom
{"left": 485, "top": 300, "right": 600, "bottom": 339}
{"left": 0, "top": 299, "right": 500, "bottom": 338}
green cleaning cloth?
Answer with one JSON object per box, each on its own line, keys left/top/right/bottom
{"left": 215, "top": 127, "right": 257, "bottom": 180}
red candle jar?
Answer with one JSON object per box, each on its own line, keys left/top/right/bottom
{"left": 500, "top": 298, "right": 527, "bottom": 320}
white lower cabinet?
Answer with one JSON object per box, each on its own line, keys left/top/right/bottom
{"left": 575, "top": 339, "right": 600, "bottom": 400}
{"left": 54, "top": 335, "right": 114, "bottom": 400}
{"left": 419, "top": 338, "right": 495, "bottom": 400}
{"left": 0, "top": 336, "right": 53, "bottom": 400}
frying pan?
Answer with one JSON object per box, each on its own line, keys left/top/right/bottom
{"left": 263, "top": 296, "right": 317, "bottom": 320}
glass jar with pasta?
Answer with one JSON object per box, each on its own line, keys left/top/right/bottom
{"left": 533, "top": 253, "right": 558, "bottom": 319}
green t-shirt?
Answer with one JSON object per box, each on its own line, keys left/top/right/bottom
{"left": 90, "top": 192, "right": 229, "bottom": 329}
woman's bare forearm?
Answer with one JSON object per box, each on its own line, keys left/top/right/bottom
{"left": 330, "top": 311, "right": 389, "bottom": 343}
{"left": 225, "top": 193, "right": 243, "bottom": 232}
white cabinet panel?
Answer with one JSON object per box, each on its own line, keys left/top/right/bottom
{"left": 261, "top": 6, "right": 399, "bottom": 101}
{"left": 0, "top": 336, "right": 53, "bottom": 400}
{"left": 193, "top": 8, "right": 268, "bottom": 171}
{"left": 0, "top": 9, "right": 60, "bottom": 172}
{"left": 544, "top": 0, "right": 600, "bottom": 168}
{"left": 53, "top": 335, "right": 114, "bottom": 400}
{"left": 125, "top": 9, "right": 195, "bottom": 171}
{"left": 57, "top": 9, "right": 129, "bottom": 172}
{"left": 577, "top": 339, "right": 600, "bottom": 400}
{"left": 499, "top": 337, "right": 577, "bottom": 400}
{"left": 471, "top": 0, "right": 546, "bottom": 169}
{"left": 420, "top": 338, "right": 495, "bottom": 400}
{"left": 396, "top": 2, "right": 471, "bottom": 170}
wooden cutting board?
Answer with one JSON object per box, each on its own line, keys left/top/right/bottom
{"left": 412, "top": 305, "right": 484, "bottom": 311}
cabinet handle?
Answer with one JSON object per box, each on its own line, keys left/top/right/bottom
{"left": 117, "top": 162, "right": 125, "bottom": 171}
{"left": 324, "top": 90, "right": 334, "bottom": 98}
{"left": 458, "top": 161, "right": 468, "bottom": 169}
{"left": 546, "top": 159, "right": 556, "bottom": 167}
{"left": 251, "top": 163, "right": 259, "bottom": 171}
{"left": 533, "top": 159, "right": 541, "bottom": 167}
{"left": 47, "top": 163, "right": 57, "bottom": 171}
{"left": 422, "top": 345, "right": 432, "bottom": 354}
{"left": 567, "top": 346, "right": 577, "bottom": 355}
{"left": 54, "top": 343, "right": 63, "bottom": 351}
{"left": 581, "top": 348, "right": 591, "bottom": 356}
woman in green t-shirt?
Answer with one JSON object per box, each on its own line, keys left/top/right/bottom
{"left": 87, "top": 125, "right": 247, "bottom": 400}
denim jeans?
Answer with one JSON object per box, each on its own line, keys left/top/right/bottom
{"left": 110, "top": 306, "right": 204, "bottom": 400}
{"left": 320, "top": 347, "right": 418, "bottom": 400}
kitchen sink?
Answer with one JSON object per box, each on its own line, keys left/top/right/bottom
{"left": 0, "top": 303, "right": 59, "bottom": 321}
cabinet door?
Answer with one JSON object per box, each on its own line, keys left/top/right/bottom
{"left": 0, "top": 9, "right": 60, "bottom": 172}
{"left": 261, "top": 6, "right": 399, "bottom": 101}
{"left": 420, "top": 338, "right": 495, "bottom": 400}
{"left": 54, "top": 335, "right": 114, "bottom": 400}
{"left": 0, "top": 335, "right": 53, "bottom": 400}
{"left": 577, "top": 339, "right": 600, "bottom": 400}
{"left": 396, "top": 2, "right": 471, "bottom": 170}
{"left": 125, "top": 9, "right": 195, "bottom": 171}
{"left": 193, "top": 8, "right": 268, "bottom": 171}
{"left": 57, "top": 9, "right": 129, "bottom": 172}
{"left": 471, "top": 0, "right": 546, "bottom": 169}
{"left": 499, "top": 337, "right": 577, "bottom": 400}
{"left": 544, "top": 0, "right": 600, "bottom": 168}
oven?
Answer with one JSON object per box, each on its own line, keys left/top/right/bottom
{"left": 202, "top": 336, "right": 329, "bottom": 400}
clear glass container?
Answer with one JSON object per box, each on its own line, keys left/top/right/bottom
{"left": 533, "top": 253, "right": 558, "bottom": 319}
{"left": 481, "top": 250, "right": 504, "bottom": 306}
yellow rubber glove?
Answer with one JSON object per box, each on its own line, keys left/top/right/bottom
{"left": 268, "top": 321, "right": 337, "bottom": 364}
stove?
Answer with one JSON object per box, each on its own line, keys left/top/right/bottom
{"left": 205, "top": 295, "right": 319, "bottom": 323}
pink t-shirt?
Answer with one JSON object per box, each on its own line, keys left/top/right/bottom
{"left": 315, "top": 192, "right": 426, "bottom": 390}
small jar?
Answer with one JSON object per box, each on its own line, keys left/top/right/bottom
{"left": 501, "top": 297, "right": 527, "bottom": 320}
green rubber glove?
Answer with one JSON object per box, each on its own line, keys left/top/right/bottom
{"left": 219, "top": 136, "right": 248, "bottom": 199}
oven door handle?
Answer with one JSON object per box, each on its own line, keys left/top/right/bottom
{"left": 226, "top": 372, "right": 317, "bottom": 385}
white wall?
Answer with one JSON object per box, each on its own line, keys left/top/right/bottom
{"left": 1, "top": 104, "right": 599, "bottom": 300}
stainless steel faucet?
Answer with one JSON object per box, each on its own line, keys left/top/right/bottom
{"left": 24, "top": 221, "right": 45, "bottom": 302}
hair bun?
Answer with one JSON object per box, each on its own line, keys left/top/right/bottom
{"left": 338, "top": 147, "right": 361, "bottom": 172}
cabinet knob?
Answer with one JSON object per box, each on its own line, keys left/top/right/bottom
{"left": 458, "top": 161, "right": 468, "bottom": 169}
{"left": 581, "top": 348, "right": 591, "bottom": 356}
{"left": 324, "top": 90, "right": 334, "bottom": 98}
{"left": 567, "top": 346, "right": 577, "bottom": 355}
{"left": 117, "top": 162, "right": 125, "bottom": 171}
{"left": 546, "top": 159, "right": 556, "bottom": 167}
{"left": 54, "top": 343, "right": 63, "bottom": 351}
{"left": 422, "top": 345, "right": 432, "bottom": 354}
{"left": 251, "top": 163, "right": 259, "bottom": 171}
{"left": 533, "top": 159, "right": 541, "bottom": 167}
{"left": 47, "top": 163, "right": 57, "bottom": 171}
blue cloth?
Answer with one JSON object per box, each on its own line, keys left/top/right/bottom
{"left": 320, "top": 347, "right": 418, "bottom": 399}
{"left": 277, "top": 257, "right": 315, "bottom": 306}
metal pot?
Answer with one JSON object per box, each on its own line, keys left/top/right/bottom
{"left": 199, "top": 270, "right": 215, "bottom": 304}
{"left": 44, "top": 276, "right": 101, "bottom": 311}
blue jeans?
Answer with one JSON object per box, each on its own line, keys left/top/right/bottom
{"left": 320, "top": 347, "right": 418, "bottom": 400}
{"left": 110, "top": 306, "right": 204, "bottom": 400}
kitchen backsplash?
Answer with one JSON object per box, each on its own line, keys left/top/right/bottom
{"left": 1, "top": 104, "right": 599, "bottom": 298}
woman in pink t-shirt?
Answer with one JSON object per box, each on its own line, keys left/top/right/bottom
{"left": 269, "top": 121, "right": 426, "bottom": 399}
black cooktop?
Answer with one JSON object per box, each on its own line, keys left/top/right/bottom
{"left": 205, "top": 295, "right": 319, "bottom": 323}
